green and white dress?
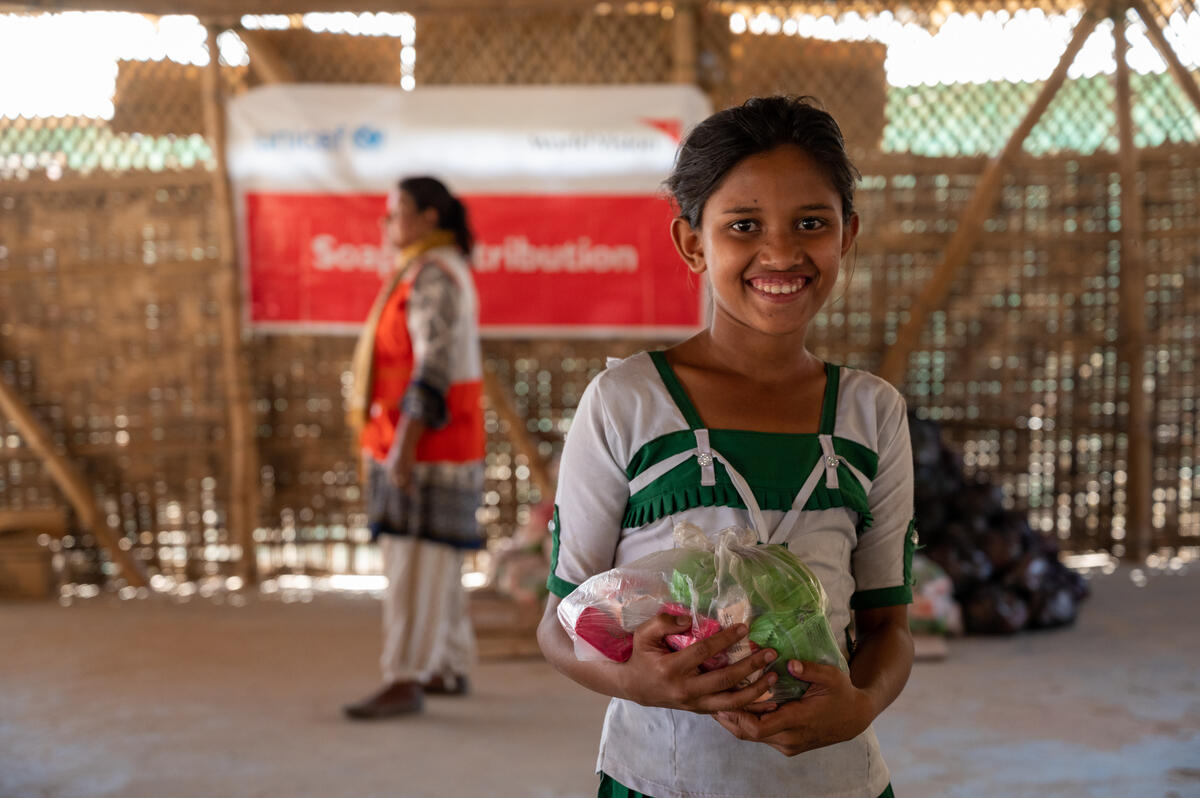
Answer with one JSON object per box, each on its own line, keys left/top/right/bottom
{"left": 548, "top": 351, "right": 916, "bottom": 798}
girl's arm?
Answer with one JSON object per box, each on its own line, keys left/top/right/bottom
{"left": 538, "top": 594, "right": 782, "bottom": 713}
{"left": 846, "top": 604, "right": 914, "bottom": 722}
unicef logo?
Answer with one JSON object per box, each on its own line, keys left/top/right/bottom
{"left": 353, "top": 126, "right": 384, "bottom": 149}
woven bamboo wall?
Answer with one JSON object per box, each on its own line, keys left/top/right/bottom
{"left": 415, "top": 6, "right": 675, "bottom": 85}
{"left": 1, "top": 3, "right": 1199, "bottom": 590}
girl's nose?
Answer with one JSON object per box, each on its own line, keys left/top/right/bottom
{"left": 759, "top": 230, "right": 801, "bottom": 268}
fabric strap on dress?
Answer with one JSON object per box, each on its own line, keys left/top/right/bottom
{"left": 693, "top": 429, "right": 717, "bottom": 486}
{"left": 709, "top": 448, "right": 768, "bottom": 541}
{"left": 766, "top": 434, "right": 840, "bottom": 545}
{"left": 820, "top": 434, "right": 840, "bottom": 489}
{"left": 627, "top": 449, "right": 697, "bottom": 495}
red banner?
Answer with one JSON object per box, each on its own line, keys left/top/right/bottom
{"left": 244, "top": 193, "right": 702, "bottom": 334}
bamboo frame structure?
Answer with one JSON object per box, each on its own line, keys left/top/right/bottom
{"left": 872, "top": 0, "right": 1200, "bottom": 558}
{"left": 1114, "top": 16, "right": 1152, "bottom": 562}
{"left": 0, "top": 509, "right": 68, "bottom": 535}
{"left": 3, "top": 0, "right": 1198, "bottom": 578}
{"left": 877, "top": 9, "right": 1100, "bottom": 385}
{"left": 0, "top": 381, "right": 148, "bottom": 587}
{"left": 671, "top": 0, "right": 699, "bottom": 85}
{"left": 203, "top": 24, "right": 261, "bottom": 584}
{"left": 482, "top": 367, "right": 556, "bottom": 502}
{"left": 1130, "top": 0, "right": 1200, "bottom": 117}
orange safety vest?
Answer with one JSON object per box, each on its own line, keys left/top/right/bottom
{"left": 359, "top": 257, "right": 485, "bottom": 464}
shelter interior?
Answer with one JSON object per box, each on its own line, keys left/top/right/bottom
{"left": 0, "top": 0, "right": 1198, "bottom": 597}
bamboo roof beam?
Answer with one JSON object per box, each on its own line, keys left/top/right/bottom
{"left": 203, "top": 23, "right": 261, "bottom": 585}
{"left": 1129, "top": 0, "right": 1200, "bottom": 118}
{"left": 878, "top": 9, "right": 1100, "bottom": 386}
{"left": 0, "top": 381, "right": 149, "bottom": 588}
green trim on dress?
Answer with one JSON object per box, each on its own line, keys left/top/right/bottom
{"left": 621, "top": 432, "right": 878, "bottom": 532}
{"left": 850, "top": 583, "right": 914, "bottom": 609}
{"left": 903, "top": 519, "right": 918, "bottom": 588}
{"left": 547, "top": 505, "right": 579, "bottom": 598}
{"left": 648, "top": 350, "right": 705, "bottom": 429}
{"left": 819, "top": 358, "right": 840, "bottom": 434}
{"left": 626, "top": 429, "right": 879, "bottom": 485}
{"left": 623, "top": 355, "right": 878, "bottom": 531}
{"left": 622, "top": 470, "right": 874, "bottom": 530}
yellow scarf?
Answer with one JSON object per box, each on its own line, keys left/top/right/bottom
{"left": 346, "top": 230, "right": 459, "bottom": 445}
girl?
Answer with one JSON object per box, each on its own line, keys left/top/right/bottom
{"left": 537, "top": 96, "right": 916, "bottom": 797}
{"left": 345, "top": 176, "right": 485, "bottom": 718}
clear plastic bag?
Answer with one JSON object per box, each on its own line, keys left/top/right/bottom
{"left": 557, "top": 522, "right": 846, "bottom": 702}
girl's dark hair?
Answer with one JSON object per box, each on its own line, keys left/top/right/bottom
{"left": 399, "top": 176, "right": 474, "bottom": 257}
{"left": 665, "top": 95, "right": 860, "bottom": 227}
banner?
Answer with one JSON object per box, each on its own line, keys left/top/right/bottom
{"left": 226, "top": 85, "right": 712, "bottom": 336}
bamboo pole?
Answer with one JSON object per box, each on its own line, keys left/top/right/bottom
{"left": 0, "top": 509, "right": 68, "bottom": 535}
{"left": 0, "top": 381, "right": 148, "bottom": 587}
{"left": 237, "top": 28, "right": 297, "bottom": 84}
{"left": 481, "top": 366, "right": 555, "bottom": 501}
{"left": 878, "top": 10, "right": 1100, "bottom": 386}
{"left": 203, "top": 24, "right": 261, "bottom": 585}
{"left": 1114, "top": 15, "right": 1153, "bottom": 563}
{"left": 1129, "top": 0, "right": 1200, "bottom": 118}
{"left": 671, "top": 0, "right": 699, "bottom": 85}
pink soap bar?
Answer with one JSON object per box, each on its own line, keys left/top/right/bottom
{"left": 575, "top": 605, "right": 633, "bottom": 662}
{"left": 661, "top": 602, "right": 731, "bottom": 670}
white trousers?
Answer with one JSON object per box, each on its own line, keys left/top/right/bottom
{"left": 379, "top": 535, "right": 476, "bottom": 684}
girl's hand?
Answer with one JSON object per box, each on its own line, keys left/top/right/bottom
{"left": 618, "top": 613, "right": 780, "bottom": 714}
{"left": 713, "top": 660, "right": 875, "bottom": 757}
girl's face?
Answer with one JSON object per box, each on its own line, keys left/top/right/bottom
{"left": 671, "top": 144, "right": 858, "bottom": 342}
{"left": 384, "top": 189, "right": 438, "bottom": 251}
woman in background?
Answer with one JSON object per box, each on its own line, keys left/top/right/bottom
{"left": 344, "top": 176, "right": 485, "bottom": 719}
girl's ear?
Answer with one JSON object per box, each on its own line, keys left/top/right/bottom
{"left": 841, "top": 212, "right": 860, "bottom": 258}
{"left": 670, "top": 216, "right": 707, "bottom": 275}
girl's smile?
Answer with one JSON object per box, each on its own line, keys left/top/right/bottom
{"left": 745, "top": 273, "right": 815, "bottom": 300}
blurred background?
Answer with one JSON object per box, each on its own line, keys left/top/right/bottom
{"left": 1, "top": 1, "right": 1198, "bottom": 796}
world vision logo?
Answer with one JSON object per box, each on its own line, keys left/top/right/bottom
{"left": 640, "top": 118, "right": 683, "bottom": 143}
{"left": 526, "top": 119, "right": 681, "bottom": 152}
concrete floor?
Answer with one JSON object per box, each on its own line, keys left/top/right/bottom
{"left": 1, "top": 565, "right": 1198, "bottom": 798}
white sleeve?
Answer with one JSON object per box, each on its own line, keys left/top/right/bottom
{"left": 547, "top": 372, "right": 631, "bottom": 598}
{"left": 850, "top": 389, "right": 916, "bottom": 609}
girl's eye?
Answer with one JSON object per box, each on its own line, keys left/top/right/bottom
{"left": 730, "top": 219, "right": 759, "bottom": 233}
{"left": 797, "top": 217, "right": 827, "bottom": 231}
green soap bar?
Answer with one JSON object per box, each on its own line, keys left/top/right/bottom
{"left": 668, "top": 552, "right": 717, "bottom": 610}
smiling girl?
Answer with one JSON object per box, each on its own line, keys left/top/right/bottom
{"left": 537, "top": 96, "right": 917, "bottom": 798}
